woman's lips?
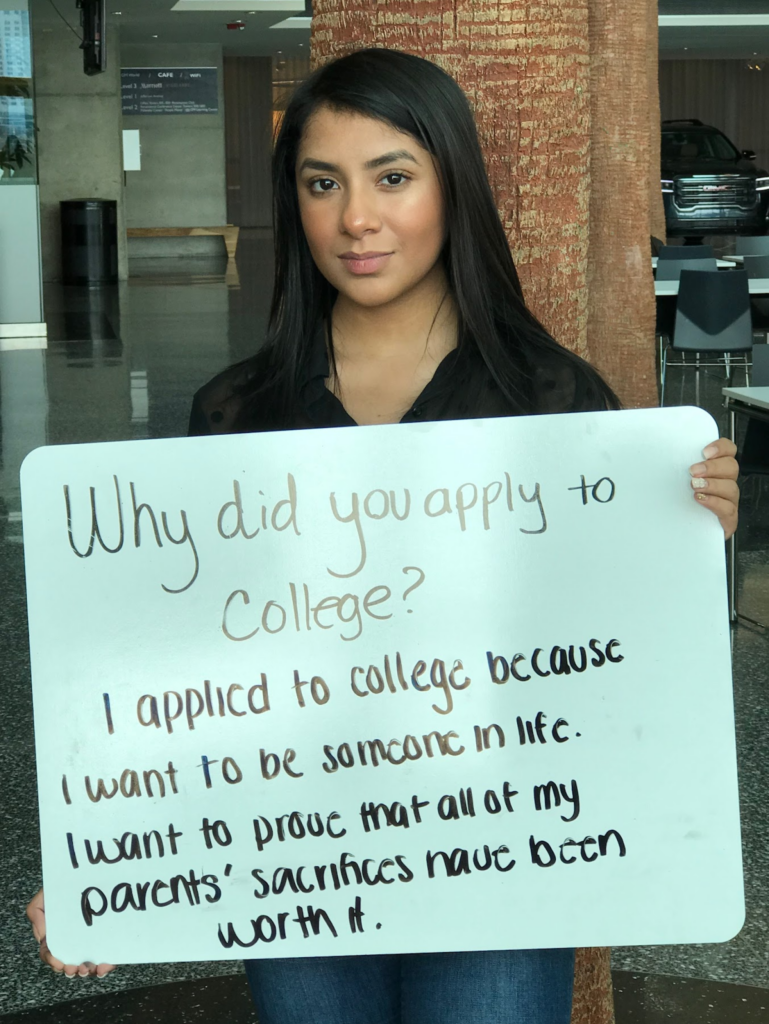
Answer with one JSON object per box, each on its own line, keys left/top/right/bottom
{"left": 338, "top": 252, "right": 393, "bottom": 275}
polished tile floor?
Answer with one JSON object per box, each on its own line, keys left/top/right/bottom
{"left": 1, "top": 235, "right": 767, "bottom": 1022}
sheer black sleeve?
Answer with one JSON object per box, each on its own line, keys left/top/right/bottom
{"left": 186, "top": 365, "right": 250, "bottom": 437}
{"left": 529, "top": 349, "right": 621, "bottom": 414}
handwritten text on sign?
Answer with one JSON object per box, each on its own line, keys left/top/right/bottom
{"left": 21, "top": 408, "right": 743, "bottom": 964}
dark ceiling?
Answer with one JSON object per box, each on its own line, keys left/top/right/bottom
{"left": 30, "top": 1, "right": 769, "bottom": 62}
{"left": 660, "top": 1, "right": 769, "bottom": 12}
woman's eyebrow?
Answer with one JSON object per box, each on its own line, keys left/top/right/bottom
{"left": 298, "top": 149, "right": 419, "bottom": 173}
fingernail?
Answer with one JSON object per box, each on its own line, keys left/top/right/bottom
{"left": 690, "top": 463, "right": 706, "bottom": 476}
{"left": 703, "top": 444, "right": 719, "bottom": 459}
{"left": 692, "top": 477, "right": 707, "bottom": 489}
{"left": 696, "top": 492, "right": 708, "bottom": 501}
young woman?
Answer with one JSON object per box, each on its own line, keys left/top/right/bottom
{"left": 29, "top": 47, "right": 739, "bottom": 1024}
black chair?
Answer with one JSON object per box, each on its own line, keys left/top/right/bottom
{"left": 655, "top": 260, "right": 720, "bottom": 385}
{"left": 740, "top": 345, "right": 769, "bottom": 476}
{"left": 661, "top": 269, "right": 752, "bottom": 406}
{"left": 657, "top": 244, "right": 715, "bottom": 261}
{"left": 752, "top": 342, "right": 769, "bottom": 385}
{"left": 736, "top": 236, "right": 769, "bottom": 257}
{"left": 655, "top": 257, "right": 719, "bottom": 280}
{"left": 741, "top": 255, "right": 769, "bottom": 279}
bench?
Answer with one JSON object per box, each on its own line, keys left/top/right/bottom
{"left": 127, "top": 225, "right": 240, "bottom": 260}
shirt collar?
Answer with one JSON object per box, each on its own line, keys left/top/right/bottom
{"left": 298, "top": 321, "right": 339, "bottom": 422}
{"left": 298, "top": 317, "right": 465, "bottom": 424}
{"left": 304, "top": 320, "right": 330, "bottom": 384}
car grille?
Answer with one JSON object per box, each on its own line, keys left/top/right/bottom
{"left": 675, "top": 176, "right": 756, "bottom": 209}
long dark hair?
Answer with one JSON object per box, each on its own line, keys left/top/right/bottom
{"left": 236, "top": 47, "right": 618, "bottom": 426}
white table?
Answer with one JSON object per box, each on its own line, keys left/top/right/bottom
{"left": 724, "top": 385, "right": 769, "bottom": 412}
{"left": 722, "top": 385, "right": 769, "bottom": 627}
{"left": 655, "top": 277, "right": 769, "bottom": 297}
{"left": 717, "top": 256, "right": 769, "bottom": 266}
{"left": 652, "top": 258, "right": 733, "bottom": 269}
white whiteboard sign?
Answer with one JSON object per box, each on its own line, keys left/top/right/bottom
{"left": 21, "top": 407, "right": 744, "bottom": 965}
{"left": 122, "top": 130, "right": 141, "bottom": 172}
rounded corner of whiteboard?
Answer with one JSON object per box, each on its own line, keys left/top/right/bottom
{"left": 675, "top": 405, "right": 720, "bottom": 437}
{"left": 20, "top": 445, "right": 51, "bottom": 487}
{"left": 710, "top": 897, "right": 747, "bottom": 945}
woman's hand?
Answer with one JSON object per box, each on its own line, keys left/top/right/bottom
{"left": 26, "top": 889, "right": 115, "bottom": 979}
{"left": 689, "top": 438, "right": 740, "bottom": 541}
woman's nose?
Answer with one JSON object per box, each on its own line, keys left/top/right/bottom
{"left": 340, "top": 186, "right": 382, "bottom": 236}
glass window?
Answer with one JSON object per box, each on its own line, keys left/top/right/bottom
{"left": 272, "top": 56, "right": 310, "bottom": 139}
{"left": 0, "top": 9, "right": 36, "bottom": 185}
{"left": 661, "top": 130, "right": 740, "bottom": 163}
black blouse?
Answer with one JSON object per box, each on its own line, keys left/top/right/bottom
{"left": 188, "top": 324, "right": 614, "bottom": 437}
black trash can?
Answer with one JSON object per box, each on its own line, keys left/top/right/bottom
{"left": 60, "top": 199, "right": 118, "bottom": 285}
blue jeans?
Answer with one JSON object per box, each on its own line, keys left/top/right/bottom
{"left": 244, "top": 948, "right": 575, "bottom": 1024}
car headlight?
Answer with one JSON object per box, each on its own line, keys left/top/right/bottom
{"left": 661, "top": 179, "right": 674, "bottom": 193}
{"left": 756, "top": 177, "right": 769, "bottom": 191}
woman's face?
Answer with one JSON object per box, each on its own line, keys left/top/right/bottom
{"left": 295, "top": 106, "right": 447, "bottom": 309}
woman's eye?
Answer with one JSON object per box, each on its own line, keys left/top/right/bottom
{"left": 307, "top": 173, "right": 409, "bottom": 193}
